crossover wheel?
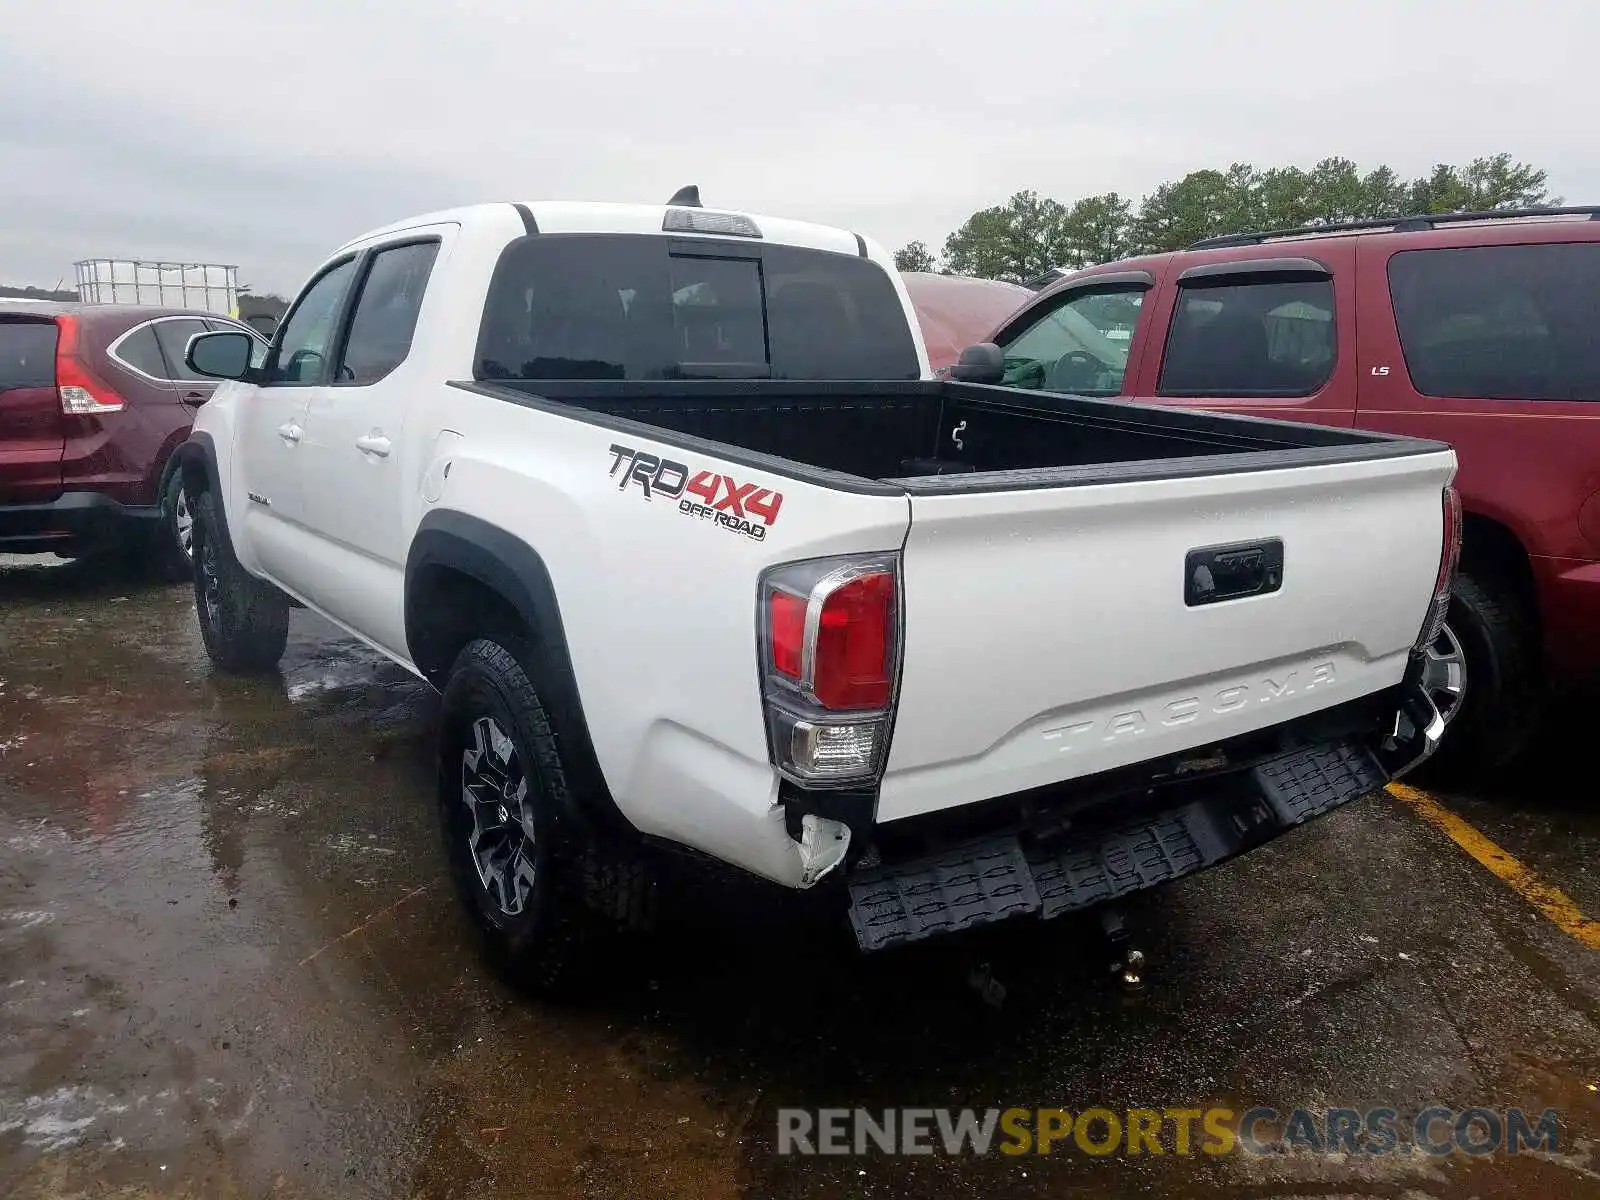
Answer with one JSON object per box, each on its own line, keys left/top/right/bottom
{"left": 154, "top": 469, "right": 196, "bottom": 582}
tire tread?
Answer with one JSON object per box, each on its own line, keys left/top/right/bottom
{"left": 1422, "top": 569, "right": 1543, "bottom": 778}
{"left": 439, "top": 638, "right": 601, "bottom": 993}
{"left": 193, "top": 490, "right": 289, "bottom": 674}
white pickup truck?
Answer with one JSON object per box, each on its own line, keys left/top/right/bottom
{"left": 175, "top": 195, "right": 1459, "bottom": 978}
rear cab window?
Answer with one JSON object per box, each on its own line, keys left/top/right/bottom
{"left": 475, "top": 235, "right": 920, "bottom": 382}
{"left": 1387, "top": 243, "right": 1600, "bottom": 401}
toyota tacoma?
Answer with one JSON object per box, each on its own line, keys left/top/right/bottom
{"left": 172, "top": 193, "right": 1460, "bottom": 980}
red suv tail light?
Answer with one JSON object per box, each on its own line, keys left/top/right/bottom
{"left": 760, "top": 554, "right": 901, "bottom": 785}
{"left": 54, "top": 315, "right": 125, "bottom": 415}
{"left": 1415, "top": 485, "right": 1462, "bottom": 650}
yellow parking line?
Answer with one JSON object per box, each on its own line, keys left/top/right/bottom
{"left": 1388, "top": 783, "right": 1600, "bottom": 950}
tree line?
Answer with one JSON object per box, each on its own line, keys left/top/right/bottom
{"left": 894, "top": 154, "right": 1558, "bottom": 282}
{"left": 0, "top": 284, "right": 77, "bottom": 302}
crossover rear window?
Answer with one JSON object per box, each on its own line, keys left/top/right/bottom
{"left": 0, "top": 320, "right": 57, "bottom": 389}
{"left": 1388, "top": 243, "right": 1600, "bottom": 402}
{"left": 475, "top": 234, "right": 920, "bottom": 382}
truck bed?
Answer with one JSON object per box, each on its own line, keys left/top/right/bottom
{"left": 453, "top": 373, "right": 1454, "bottom": 826}
{"left": 464, "top": 378, "right": 1437, "bottom": 490}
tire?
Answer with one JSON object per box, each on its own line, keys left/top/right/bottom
{"left": 436, "top": 637, "right": 593, "bottom": 992}
{"left": 153, "top": 468, "right": 196, "bottom": 583}
{"left": 1417, "top": 570, "right": 1544, "bottom": 780}
{"left": 192, "top": 489, "right": 289, "bottom": 674}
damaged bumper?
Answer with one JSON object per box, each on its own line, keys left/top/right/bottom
{"left": 836, "top": 672, "right": 1446, "bottom": 953}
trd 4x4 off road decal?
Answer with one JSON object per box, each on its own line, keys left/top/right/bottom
{"left": 607, "top": 443, "right": 784, "bottom": 542}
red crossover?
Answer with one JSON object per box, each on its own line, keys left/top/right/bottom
{"left": 0, "top": 301, "right": 265, "bottom": 576}
{"left": 957, "top": 207, "right": 1600, "bottom": 774}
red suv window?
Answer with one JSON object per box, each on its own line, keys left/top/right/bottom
{"left": 1387, "top": 243, "right": 1600, "bottom": 402}
{"left": 1159, "top": 275, "right": 1337, "bottom": 398}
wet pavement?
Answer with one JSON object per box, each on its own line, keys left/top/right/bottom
{"left": 2, "top": 554, "right": 1598, "bottom": 1199}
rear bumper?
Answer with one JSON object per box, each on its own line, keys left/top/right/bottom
{"left": 0, "top": 491, "right": 159, "bottom": 554}
{"left": 623, "top": 662, "right": 1442, "bottom": 941}
{"left": 840, "top": 671, "right": 1443, "bottom": 952}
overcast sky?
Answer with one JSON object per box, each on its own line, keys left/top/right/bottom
{"left": 2, "top": 0, "right": 1595, "bottom": 296}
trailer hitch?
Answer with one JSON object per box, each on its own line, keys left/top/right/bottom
{"left": 1100, "top": 907, "right": 1147, "bottom": 991}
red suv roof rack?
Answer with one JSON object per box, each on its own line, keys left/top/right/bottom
{"left": 1188, "top": 206, "right": 1600, "bottom": 251}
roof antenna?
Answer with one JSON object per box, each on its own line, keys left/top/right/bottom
{"left": 667, "top": 185, "right": 702, "bottom": 208}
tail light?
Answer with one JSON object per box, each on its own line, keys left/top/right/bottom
{"left": 55, "top": 315, "right": 125, "bottom": 415}
{"left": 1415, "top": 485, "right": 1462, "bottom": 649}
{"left": 759, "top": 554, "right": 900, "bottom": 785}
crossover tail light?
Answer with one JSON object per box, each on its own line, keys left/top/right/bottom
{"left": 759, "top": 554, "right": 901, "bottom": 786}
{"left": 55, "top": 314, "right": 126, "bottom": 415}
{"left": 1415, "top": 485, "right": 1462, "bottom": 650}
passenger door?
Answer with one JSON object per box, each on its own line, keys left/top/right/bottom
{"left": 236, "top": 256, "right": 359, "bottom": 588}
{"left": 1129, "top": 245, "right": 1358, "bottom": 427}
{"left": 295, "top": 237, "right": 443, "bottom": 654}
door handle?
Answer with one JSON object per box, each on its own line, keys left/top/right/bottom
{"left": 355, "top": 433, "right": 392, "bottom": 458}
{"left": 277, "top": 421, "right": 302, "bottom": 444}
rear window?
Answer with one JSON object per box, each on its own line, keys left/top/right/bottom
{"left": 0, "top": 320, "right": 57, "bottom": 389}
{"left": 152, "top": 318, "right": 215, "bottom": 382}
{"left": 1158, "top": 275, "right": 1336, "bottom": 398}
{"left": 1388, "top": 244, "right": 1600, "bottom": 402}
{"left": 475, "top": 234, "right": 920, "bottom": 382}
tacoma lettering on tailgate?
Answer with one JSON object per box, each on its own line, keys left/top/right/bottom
{"left": 1042, "top": 663, "right": 1337, "bottom": 750}
{"left": 607, "top": 443, "right": 783, "bottom": 542}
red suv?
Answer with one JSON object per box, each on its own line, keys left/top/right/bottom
{"left": 0, "top": 301, "right": 265, "bottom": 576}
{"left": 958, "top": 207, "right": 1600, "bottom": 773}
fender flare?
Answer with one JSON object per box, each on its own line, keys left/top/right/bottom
{"left": 174, "top": 432, "right": 221, "bottom": 496}
{"left": 172, "top": 433, "right": 237, "bottom": 557}
{"left": 404, "top": 509, "right": 631, "bottom": 835}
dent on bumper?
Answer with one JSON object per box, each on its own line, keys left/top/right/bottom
{"left": 845, "top": 676, "right": 1443, "bottom": 953}
{"left": 621, "top": 669, "right": 1447, "bottom": 910}
{"left": 617, "top": 721, "right": 829, "bottom": 889}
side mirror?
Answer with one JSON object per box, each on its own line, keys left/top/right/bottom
{"left": 950, "top": 342, "right": 1004, "bottom": 385}
{"left": 186, "top": 330, "right": 256, "bottom": 381}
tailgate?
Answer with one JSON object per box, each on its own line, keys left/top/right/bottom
{"left": 0, "top": 318, "right": 64, "bottom": 503}
{"left": 878, "top": 450, "right": 1455, "bottom": 822}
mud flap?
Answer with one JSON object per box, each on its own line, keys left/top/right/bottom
{"left": 847, "top": 739, "right": 1387, "bottom": 952}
